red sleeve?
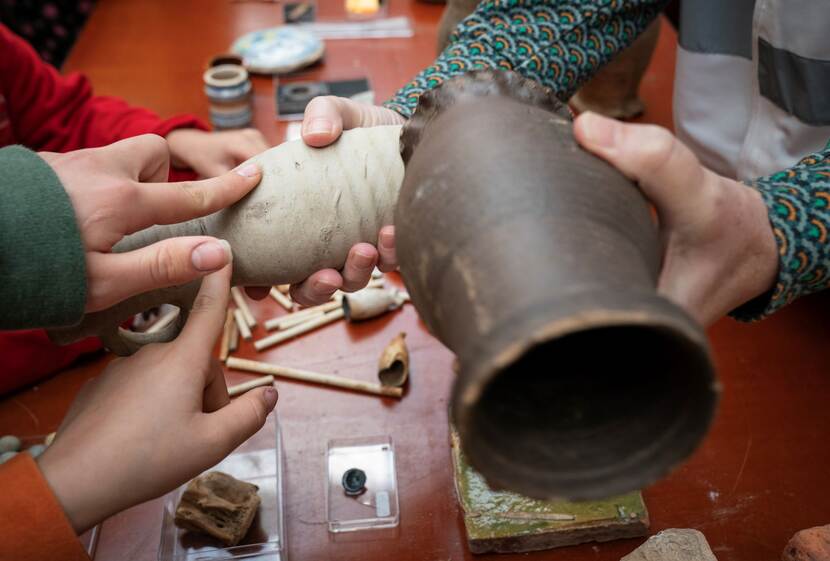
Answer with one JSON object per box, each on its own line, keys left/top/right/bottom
{"left": 0, "top": 24, "right": 208, "bottom": 152}
{"left": 0, "top": 331, "right": 102, "bottom": 395}
{"left": 0, "top": 454, "right": 90, "bottom": 561}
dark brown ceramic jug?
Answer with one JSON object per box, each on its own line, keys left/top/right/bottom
{"left": 395, "top": 71, "right": 718, "bottom": 500}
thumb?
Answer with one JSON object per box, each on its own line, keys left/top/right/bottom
{"left": 177, "top": 263, "right": 232, "bottom": 351}
{"left": 573, "top": 112, "right": 711, "bottom": 227}
{"left": 203, "top": 386, "right": 278, "bottom": 453}
{"left": 302, "top": 96, "right": 404, "bottom": 147}
{"left": 84, "top": 237, "right": 232, "bottom": 312}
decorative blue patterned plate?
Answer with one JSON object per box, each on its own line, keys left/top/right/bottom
{"left": 232, "top": 26, "right": 325, "bottom": 74}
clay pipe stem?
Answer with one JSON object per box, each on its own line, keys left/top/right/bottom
{"left": 233, "top": 308, "right": 253, "bottom": 341}
{"left": 226, "top": 357, "right": 403, "bottom": 398}
{"left": 228, "top": 317, "right": 239, "bottom": 352}
{"left": 145, "top": 308, "right": 178, "bottom": 334}
{"left": 219, "top": 308, "right": 234, "bottom": 362}
{"left": 255, "top": 308, "right": 345, "bottom": 351}
{"left": 263, "top": 299, "right": 340, "bottom": 331}
{"left": 230, "top": 287, "right": 256, "bottom": 327}
{"left": 269, "top": 287, "right": 294, "bottom": 311}
{"left": 273, "top": 309, "right": 325, "bottom": 330}
{"left": 227, "top": 374, "right": 275, "bottom": 397}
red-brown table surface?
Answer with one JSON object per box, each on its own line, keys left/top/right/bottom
{"left": 2, "top": 2, "right": 829, "bottom": 560}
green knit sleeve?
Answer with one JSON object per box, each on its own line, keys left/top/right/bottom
{"left": 732, "top": 143, "right": 830, "bottom": 321}
{"left": 384, "top": 0, "right": 667, "bottom": 117}
{"left": 0, "top": 146, "right": 86, "bottom": 329}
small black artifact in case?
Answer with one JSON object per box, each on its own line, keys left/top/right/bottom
{"left": 342, "top": 467, "right": 367, "bottom": 496}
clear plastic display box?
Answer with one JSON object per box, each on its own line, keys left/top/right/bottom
{"left": 326, "top": 435, "right": 399, "bottom": 533}
{"left": 158, "top": 413, "right": 286, "bottom": 561}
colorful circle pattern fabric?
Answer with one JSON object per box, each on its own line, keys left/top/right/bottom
{"left": 735, "top": 144, "right": 830, "bottom": 320}
{"left": 384, "top": 0, "right": 661, "bottom": 117}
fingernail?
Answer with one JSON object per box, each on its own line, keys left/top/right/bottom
{"left": 306, "top": 118, "right": 332, "bottom": 135}
{"left": 582, "top": 112, "right": 618, "bottom": 148}
{"left": 263, "top": 386, "right": 278, "bottom": 410}
{"left": 353, "top": 250, "right": 374, "bottom": 270}
{"left": 313, "top": 278, "right": 338, "bottom": 294}
{"left": 192, "top": 239, "right": 232, "bottom": 271}
{"left": 235, "top": 163, "right": 260, "bottom": 177}
{"left": 380, "top": 230, "right": 394, "bottom": 249}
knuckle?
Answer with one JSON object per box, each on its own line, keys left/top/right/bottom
{"left": 137, "top": 133, "right": 169, "bottom": 152}
{"left": 640, "top": 126, "right": 677, "bottom": 171}
{"left": 178, "top": 182, "right": 209, "bottom": 210}
{"left": 146, "top": 244, "right": 184, "bottom": 286}
{"left": 243, "top": 396, "right": 267, "bottom": 430}
{"left": 191, "top": 289, "right": 221, "bottom": 315}
{"left": 117, "top": 180, "right": 139, "bottom": 202}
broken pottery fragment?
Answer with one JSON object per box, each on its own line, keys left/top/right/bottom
{"left": 378, "top": 332, "right": 410, "bottom": 387}
{"left": 174, "top": 471, "right": 260, "bottom": 547}
{"left": 621, "top": 529, "right": 717, "bottom": 561}
{"left": 342, "top": 288, "right": 406, "bottom": 321}
{"left": 782, "top": 525, "right": 830, "bottom": 561}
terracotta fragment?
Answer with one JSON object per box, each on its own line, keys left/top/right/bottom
{"left": 621, "top": 529, "right": 717, "bottom": 561}
{"left": 174, "top": 471, "right": 260, "bottom": 547}
{"left": 782, "top": 525, "right": 830, "bottom": 561}
{"left": 378, "top": 332, "right": 409, "bottom": 387}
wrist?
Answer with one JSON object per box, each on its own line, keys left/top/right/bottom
{"left": 37, "top": 447, "right": 114, "bottom": 533}
{"left": 659, "top": 174, "right": 779, "bottom": 326}
{"left": 735, "top": 183, "right": 780, "bottom": 302}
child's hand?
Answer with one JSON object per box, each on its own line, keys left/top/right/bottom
{"left": 37, "top": 265, "right": 278, "bottom": 533}
{"left": 41, "top": 135, "right": 262, "bottom": 313}
{"left": 166, "top": 128, "right": 270, "bottom": 178}
{"left": 289, "top": 97, "right": 404, "bottom": 306}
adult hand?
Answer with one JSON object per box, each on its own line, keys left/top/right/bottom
{"left": 289, "top": 96, "right": 405, "bottom": 306}
{"left": 40, "top": 134, "right": 262, "bottom": 313}
{"left": 37, "top": 265, "right": 278, "bottom": 533}
{"left": 166, "top": 128, "right": 270, "bottom": 178}
{"left": 573, "top": 112, "right": 779, "bottom": 326}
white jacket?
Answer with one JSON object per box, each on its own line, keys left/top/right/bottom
{"left": 674, "top": 0, "right": 830, "bottom": 180}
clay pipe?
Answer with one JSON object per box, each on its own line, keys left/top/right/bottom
{"left": 378, "top": 332, "right": 409, "bottom": 387}
{"left": 47, "top": 125, "right": 404, "bottom": 355}
{"left": 342, "top": 288, "right": 408, "bottom": 321}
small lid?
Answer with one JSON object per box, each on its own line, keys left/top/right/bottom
{"left": 203, "top": 64, "right": 249, "bottom": 88}
{"left": 231, "top": 26, "right": 324, "bottom": 74}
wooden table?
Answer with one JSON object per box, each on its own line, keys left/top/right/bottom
{"left": 1, "top": 2, "right": 829, "bottom": 560}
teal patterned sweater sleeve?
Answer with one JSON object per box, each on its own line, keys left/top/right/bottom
{"left": 732, "top": 143, "right": 830, "bottom": 321}
{"left": 384, "top": 0, "right": 668, "bottom": 117}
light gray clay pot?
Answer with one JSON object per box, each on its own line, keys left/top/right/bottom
{"left": 48, "top": 126, "right": 404, "bottom": 354}
{"left": 395, "top": 70, "right": 718, "bottom": 500}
